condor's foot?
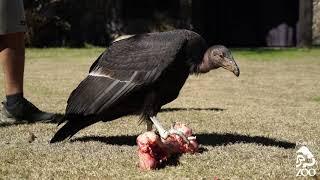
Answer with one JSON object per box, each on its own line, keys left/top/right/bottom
{"left": 149, "top": 116, "right": 194, "bottom": 144}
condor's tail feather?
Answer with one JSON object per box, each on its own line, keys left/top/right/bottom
{"left": 50, "top": 118, "right": 97, "bottom": 143}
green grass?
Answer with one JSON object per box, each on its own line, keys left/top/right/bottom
{"left": 26, "top": 47, "right": 105, "bottom": 61}
{"left": 233, "top": 47, "right": 320, "bottom": 61}
{"left": 313, "top": 96, "right": 320, "bottom": 102}
{"left": 0, "top": 48, "right": 320, "bottom": 179}
{"left": 26, "top": 46, "right": 320, "bottom": 61}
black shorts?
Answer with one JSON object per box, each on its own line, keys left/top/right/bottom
{"left": 0, "top": 0, "right": 27, "bottom": 35}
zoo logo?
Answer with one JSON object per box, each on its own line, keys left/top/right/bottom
{"left": 296, "top": 146, "right": 317, "bottom": 177}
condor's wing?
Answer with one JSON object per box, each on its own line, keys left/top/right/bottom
{"left": 66, "top": 32, "right": 189, "bottom": 116}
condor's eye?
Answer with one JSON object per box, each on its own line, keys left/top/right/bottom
{"left": 222, "top": 52, "right": 226, "bottom": 57}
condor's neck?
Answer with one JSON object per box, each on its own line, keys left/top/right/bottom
{"left": 190, "top": 53, "right": 217, "bottom": 74}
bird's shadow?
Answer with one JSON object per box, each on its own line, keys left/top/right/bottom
{"left": 0, "top": 107, "right": 222, "bottom": 128}
{"left": 71, "top": 132, "right": 295, "bottom": 168}
{"left": 71, "top": 132, "right": 296, "bottom": 149}
{"left": 160, "top": 107, "right": 225, "bottom": 112}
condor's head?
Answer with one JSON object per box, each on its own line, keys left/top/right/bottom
{"left": 198, "top": 45, "right": 240, "bottom": 77}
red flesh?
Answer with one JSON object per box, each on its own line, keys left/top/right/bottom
{"left": 137, "top": 123, "right": 198, "bottom": 170}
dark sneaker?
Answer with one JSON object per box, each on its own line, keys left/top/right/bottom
{"left": 1, "top": 99, "right": 55, "bottom": 122}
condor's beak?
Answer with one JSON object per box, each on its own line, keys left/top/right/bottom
{"left": 222, "top": 57, "right": 240, "bottom": 77}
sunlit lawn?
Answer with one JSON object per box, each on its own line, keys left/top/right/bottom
{"left": 0, "top": 47, "right": 319, "bottom": 179}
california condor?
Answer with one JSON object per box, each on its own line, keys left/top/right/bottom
{"left": 50, "top": 29, "right": 240, "bottom": 143}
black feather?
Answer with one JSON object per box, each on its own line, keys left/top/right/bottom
{"left": 50, "top": 118, "right": 97, "bottom": 143}
{"left": 51, "top": 29, "right": 208, "bottom": 143}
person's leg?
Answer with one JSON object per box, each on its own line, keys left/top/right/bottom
{"left": 0, "top": 33, "right": 55, "bottom": 122}
{"left": 0, "top": 0, "right": 25, "bottom": 114}
{"left": 0, "top": 32, "right": 25, "bottom": 97}
{"left": 0, "top": 0, "right": 55, "bottom": 122}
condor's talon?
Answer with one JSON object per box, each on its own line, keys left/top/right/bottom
{"left": 170, "top": 122, "right": 176, "bottom": 129}
{"left": 187, "top": 136, "right": 196, "bottom": 141}
{"left": 166, "top": 129, "right": 190, "bottom": 144}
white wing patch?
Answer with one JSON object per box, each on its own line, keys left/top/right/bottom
{"left": 89, "top": 71, "right": 130, "bottom": 83}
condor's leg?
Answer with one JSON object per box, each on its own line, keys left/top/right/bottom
{"left": 142, "top": 91, "right": 191, "bottom": 143}
{"left": 146, "top": 120, "right": 153, "bottom": 131}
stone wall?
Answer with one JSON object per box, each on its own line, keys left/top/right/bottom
{"left": 314, "top": 0, "right": 320, "bottom": 44}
